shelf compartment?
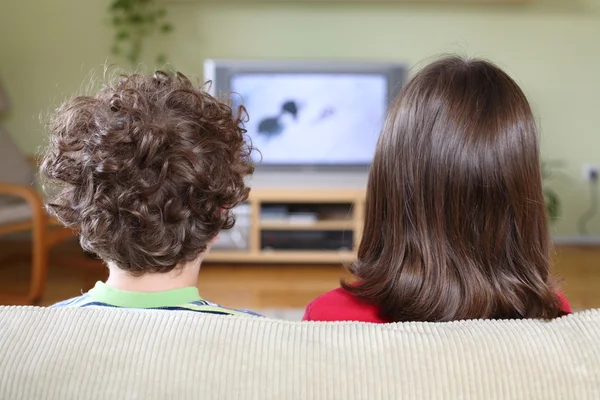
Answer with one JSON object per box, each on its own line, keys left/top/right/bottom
{"left": 259, "top": 220, "right": 355, "bottom": 230}
{"left": 261, "top": 229, "right": 353, "bottom": 251}
{"left": 261, "top": 202, "right": 354, "bottom": 225}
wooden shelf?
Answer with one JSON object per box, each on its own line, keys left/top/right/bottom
{"left": 250, "top": 188, "right": 364, "bottom": 203}
{"left": 206, "top": 250, "right": 355, "bottom": 263}
{"left": 207, "top": 188, "right": 365, "bottom": 264}
{"left": 259, "top": 220, "right": 355, "bottom": 230}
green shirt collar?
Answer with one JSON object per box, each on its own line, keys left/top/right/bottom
{"left": 88, "top": 281, "right": 203, "bottom": 308}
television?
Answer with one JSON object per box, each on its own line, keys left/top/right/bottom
{"left": 204, "top": 60, "right": 407, "bottom": 168}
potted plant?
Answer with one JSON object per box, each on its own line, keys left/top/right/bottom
{"left": 542, "top": 160, "right": 561, "bottom": 222}
{"left": 108, "top": 0, "right": 173, "bottom": 66}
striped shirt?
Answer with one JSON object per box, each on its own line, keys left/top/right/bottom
{"left": 51, "top": 281, "right": 262, "bottom": 317}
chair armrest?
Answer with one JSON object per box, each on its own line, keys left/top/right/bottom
{"left": 0, "top": 183, "right": 45, "bottom": 216}
{"left": 0, "top": 183, "right": 52, "bottom": 304}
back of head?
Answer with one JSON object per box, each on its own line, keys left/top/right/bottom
{"left": 41, "top": 71, "right": 254, "bottom": 275}
{"left": 346, "top": 56, "right": 563, "bottom": 322}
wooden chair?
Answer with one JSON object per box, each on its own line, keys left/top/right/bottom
{"left": 0, "top": 125, "right": 74, "bottom": 305}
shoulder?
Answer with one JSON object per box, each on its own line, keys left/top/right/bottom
{"left": 556, "top": 290, "right": 572, "bottom": 314}
{"left": 230, "top": 308, "right": 263, "bottom": 317}
{"left": 49, "top": 293, "right": 96, "bottom": 308}
{"left": 302, "top": 287, "right": 385, "bottom": 323}
{"left": 179, "top": 301, "right": 263, "bottom": 317}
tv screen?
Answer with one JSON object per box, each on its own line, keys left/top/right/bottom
{"left": 231, "top": 73, "right": 387, "bottom": 166}
{"left": 205, "top": 60, "right": 407, "bottom": 167}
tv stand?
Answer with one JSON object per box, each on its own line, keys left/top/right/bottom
{"left": 206, "top": 188, "right": 365, "bottom": 264}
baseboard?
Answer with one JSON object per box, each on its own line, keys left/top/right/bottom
{"left": 552, "top": 236, "right": 600, "bottom": 246}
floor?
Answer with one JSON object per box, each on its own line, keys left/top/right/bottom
{"left": 0, "top": 239, "right": 599, "bottom": 313}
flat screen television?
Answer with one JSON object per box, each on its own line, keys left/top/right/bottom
{"left": 204, "top": 60, "right": 407, "bottom": 168}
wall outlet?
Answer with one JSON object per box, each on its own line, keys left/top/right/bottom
{"left": 582, "top": 164, "right": 600, "bottom": 182}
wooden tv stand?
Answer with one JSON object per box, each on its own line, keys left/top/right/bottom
{"left": 206, "top": 188, "right": 365, "bottom": 264}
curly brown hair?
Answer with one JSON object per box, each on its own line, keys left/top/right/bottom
{"left": 41, "top": 71, "right": 254, "bottom": 275}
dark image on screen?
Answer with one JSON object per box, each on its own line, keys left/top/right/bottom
{"left": 230, "top": 73, "right": 387, "bottom": 165}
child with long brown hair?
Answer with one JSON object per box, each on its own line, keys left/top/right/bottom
{"left": 303, "top": 56, "right": 570, "bottom": 323}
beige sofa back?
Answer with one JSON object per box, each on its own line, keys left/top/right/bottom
{"left": 0, "top": 306, "right": 599, "bottom": 399}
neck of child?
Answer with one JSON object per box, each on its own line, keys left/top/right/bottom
{"left": 105, "top": 255, "right": 204, "bottom": 293}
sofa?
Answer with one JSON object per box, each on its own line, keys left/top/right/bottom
{"left": 0, "top": 306, "right": 599, "bottom": 399}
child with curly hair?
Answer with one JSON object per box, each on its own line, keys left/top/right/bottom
{"left": 42, "top": 71, "right": 260, "bottom": 316}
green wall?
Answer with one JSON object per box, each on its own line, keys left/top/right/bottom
{"left": 1, "top": 0, "right": 599, "bottom": 237}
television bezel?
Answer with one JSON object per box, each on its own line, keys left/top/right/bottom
{"left": 204, "top": 59, "right": 407, "bottom": 171}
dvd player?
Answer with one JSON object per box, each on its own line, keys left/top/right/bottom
{"left": 261, "top": 230, "right": 353, "bottom": 251}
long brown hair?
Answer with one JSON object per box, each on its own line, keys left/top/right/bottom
{"left": 343, "top": 56, "right": 564, "bottom": 322}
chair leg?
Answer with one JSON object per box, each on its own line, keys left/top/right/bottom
{"left": 27, "top": 211, "right": 49, "bottom": 304}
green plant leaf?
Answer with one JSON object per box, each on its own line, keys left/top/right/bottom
{"left": 115, "top": 29, "right": 130, "bottom": 40}
{"left": 544, "top": 188, "right": 560, "bottom": 221}
{"left": 128, "top": 13, "right": 144, "bottom": 24}
{"left": 110, "top": 0, "right": 132, "bottom": 11}
{"left": 541, "top": 159, "right": 563, "bottom": 222}
{"left": 161, "top": 23, "right": 173, "bottom": 33}
{"left": 110, "top": 0, "right": 124, "bottom": 11}
{"left": 156, "top": 54, "right": 167, "bottom": 65}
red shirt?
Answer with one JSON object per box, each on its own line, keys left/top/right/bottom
{"left": 303, "top": 287, "right": 572, "bottom": 322}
